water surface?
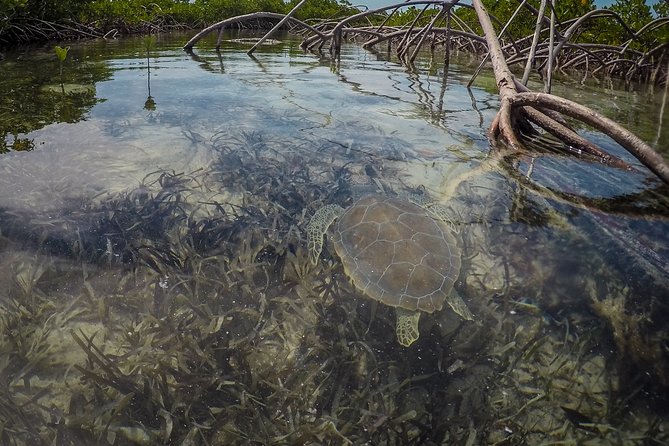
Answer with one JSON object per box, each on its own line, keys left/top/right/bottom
{"left": 0, "top": 31, "right": 667, "bottom": 445}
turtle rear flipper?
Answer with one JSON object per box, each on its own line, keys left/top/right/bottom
{"left": 446, "top": 289, "right": 474, "bottom": 321}
{"left": 396, "top": 308, "right": 421, "bottom": 347}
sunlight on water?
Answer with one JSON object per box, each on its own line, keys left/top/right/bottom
{"left": 0, "top": 31, "right": 667, "bottom": 444}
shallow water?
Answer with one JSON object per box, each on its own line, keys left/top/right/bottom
{"left": 0, "top": 31, "right": 668, "bottom": 444}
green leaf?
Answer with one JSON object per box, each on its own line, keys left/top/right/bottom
{"left": 54, "top": 45, "right": 69, "bottom": 62}
{"left": 143, "top": 35, "right": 156, "bottom": 52}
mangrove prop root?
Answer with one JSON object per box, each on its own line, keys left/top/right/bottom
{"left": 184, "top": 1, "right": 669, "bottom": 183}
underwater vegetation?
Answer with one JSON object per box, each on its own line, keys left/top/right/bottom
{"left": 0, "top": 127, "right": 668, "bottom": 445}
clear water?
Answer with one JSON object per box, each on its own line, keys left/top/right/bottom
{"left": 0, "top": 31, "right": 667, "bottom": 444}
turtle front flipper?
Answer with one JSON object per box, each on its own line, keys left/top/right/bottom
{"left": 307, "top": 204, "right": 344, "bottom": 265}
{"left": 395, "top": 308, "right": 421, "bottom": 347}
{"left": 408, "top": 193, "right": 459, "bottom": 234}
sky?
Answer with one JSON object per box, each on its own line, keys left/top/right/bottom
{"left": 355, "top": 0, "right": 626, "bottom": 10}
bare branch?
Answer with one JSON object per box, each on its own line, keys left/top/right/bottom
{"left": 508, "top": 92, "right": 669, "bottom": 183}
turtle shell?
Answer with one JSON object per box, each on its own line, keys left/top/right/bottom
{"left": 331, "top": 195, "right": 461, "bottom": 313}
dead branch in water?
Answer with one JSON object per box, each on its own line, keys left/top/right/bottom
{"left": 183, "top": 1, "right": 669, "bottom": 184}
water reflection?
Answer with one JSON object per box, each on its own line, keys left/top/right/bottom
{"left": 144, "top": 55, "right": 156, "bottom": 112}
{"left": 0, "top": 50, "right": 107, "bottom": 153}
{"left": 0, "top": 31, "right": 668, "bottom": 444}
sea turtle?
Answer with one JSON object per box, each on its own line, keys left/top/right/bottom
{"left": 307, "top": 194, "right": 473, "bottom": 347}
